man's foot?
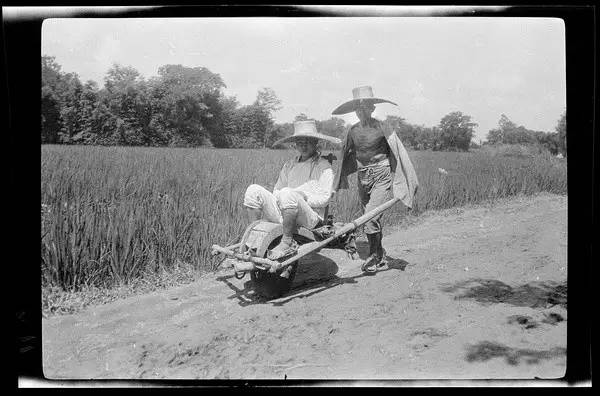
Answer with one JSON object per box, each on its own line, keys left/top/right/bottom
{"left": 279, "top": 265, "right": 294, "bottom": 279}
{"left": 361, "top": 253, "right": 384, "bottom": 273}
{"left": 376, "top": 248, "right": 388, "bottom": 268}
{"left": 267, "top": 239, "right": 299, "bottom": 260}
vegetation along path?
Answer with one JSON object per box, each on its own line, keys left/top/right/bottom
{"left": 43, "top": 193, "right": 567, "bottom": 379}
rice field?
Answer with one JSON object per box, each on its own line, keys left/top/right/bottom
{"left": 41, "top": 145, "right": 566, "bottom": 293}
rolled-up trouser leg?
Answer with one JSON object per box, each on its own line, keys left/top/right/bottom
{"left": 243, "top": 184, "right": 283, "bottom": 223}
{"left": 277, "top": 187, "right": 321, "bottom": 229}
{"left": 358, "top": 164, "right": 393, "bottom": 235}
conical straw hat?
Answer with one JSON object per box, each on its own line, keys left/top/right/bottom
{"left": 332, "top": 86, "right": 397, "bottom": 115}
{"left": 273, "top": 120, "right": 342, "bottom": 147}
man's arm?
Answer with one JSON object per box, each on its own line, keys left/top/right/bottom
{"left": 272, "top": 161, "right": 289, "bottom": 197}
{"left": 293, "top": 165, "right": 334, "bottom": 208}
{"left": 332, "top": 127, "right": 356, "bottom": 193}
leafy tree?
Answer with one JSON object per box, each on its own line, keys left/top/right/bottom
{"left": 71, "top": 81, "right": 100, "bottom": 144}
{"left": 421, "top": 126, "right": 442, "bottom": 151}
{"left": 226, "top": 104, "right": 271, "bottom": 148}
{"left": 211, "top": 95, "right": 240, "bottom": 148}
{"left": 294, "top": 113, "right": 309, "bottom": 122}
{"left": 506, "top": 126, "right": 537, "bottom": 145}
{"left": 100, "top": 64, "right": 148, "bottom": 145}
{"left": 487, "top": 114, "right": 516, "bottom": 144}
{"left": 42, "top": 56, "right": 70, "bottom": 143}
{"left": 57, "top": 72, "right": 84, "bottom": 143}
{"left": 316, "top": 117, "right": 346, "bottom": 151}
{"left": 256, "top": 87, "right": 282, "bottom": 114}
{"left": 104, "top": 64, "right": 142, "bottom": 93}
{"left": 149, "top": 64, "right": 226, "bottom": 146}
{"left": 555, "top": 111, "right": 566, "bottom": 156}
{"left": 253, "top": 88, "right": 282, "bottom": 148}
{"left": 317, "top": 117, "right": 346, "bottom": 138}
{"left": 41, "top": 55, "right": 63, "bottom": 87}
{"left": 486, "top": 128, "right": 503, "bottom": 145}
{"left": 41, "top": 85, "right": 61, "bottom": 144}
{"left": 438, "top": 111, "right": 477, "bottom": 151}
{"left": 534, "top": 131, "right": 560, "bottom": 155}
{"left": 485, "top": 113, "right": 565, "bottom": 156}
{"left": 498, "top": 114, "right": 517, "bottom": 132}
{"left": 383, "top": 115, "right": 423, "bottom": 149}
{"left": 486, "top": 114, "right": 542, "bottom": 146}
{"left": 270, "top": 122, "right": 294, "bottom": 150}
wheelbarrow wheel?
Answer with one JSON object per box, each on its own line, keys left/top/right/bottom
{"left": 250, "top": 237, "right": 298, "bottom": 300}
{"left": 250, "top": 264, "right": 298, "bottom": 300}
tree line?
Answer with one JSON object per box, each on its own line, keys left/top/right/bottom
{"left": 42, "top": 55, "right": 286, "bottom": 148}
{"left": 41, "top": 56, "right": 566, "bottom": 155}
{"left": 485, "top": 113, "right": 566, "bottom": 156}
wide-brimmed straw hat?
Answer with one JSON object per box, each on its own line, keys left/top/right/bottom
{"left": 332, "top": 86, "right": 397, "bottom": 115}
{"left": 272, "top": 120, "right": 342, "bottom": 147}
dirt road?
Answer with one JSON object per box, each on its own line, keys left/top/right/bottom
{"left": 42, "top": 193, "right": 567, "bottom": 380}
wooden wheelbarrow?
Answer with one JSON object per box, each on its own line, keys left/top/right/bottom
{"left": 212, "top": 197, "right": 400, "bottom": 299}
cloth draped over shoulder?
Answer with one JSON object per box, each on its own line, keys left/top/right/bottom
{"left": 332, "top": 120, "right": 419, "bottom": 209}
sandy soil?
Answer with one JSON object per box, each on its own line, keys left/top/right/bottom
{"left": 42, "top": 193, "right": 567, "bottom": 380}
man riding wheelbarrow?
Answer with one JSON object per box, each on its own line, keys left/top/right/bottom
{"left": 212, "top": 120, "right": 353, "bottom": 299}
{"left": 242, "top": 119, "right": 342, "bottom": 279}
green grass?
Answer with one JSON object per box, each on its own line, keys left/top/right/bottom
{"left": 41, "top": 145, "right": 566, "bottom": 299}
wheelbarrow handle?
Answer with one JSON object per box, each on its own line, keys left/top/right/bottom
{"left": 345, "top": 197, "right": 400, "bottom": 231}
{"left": 211, "top": 244, "right": 278, "bottom": 268}
{"left": 211, "top": 242, "right": 242, "bottom": 256}
{"left": 272, "top": 197, "right": 400, "bottom": 271}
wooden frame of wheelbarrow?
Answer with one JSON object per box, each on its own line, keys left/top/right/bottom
{"left": 212, "top": 197, "right": 400, "bottom": 279}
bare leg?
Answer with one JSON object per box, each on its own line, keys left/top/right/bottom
{"left": 270, "top": 208, "right": 298, "bottom": 253}
{"left": 362, "top": 232, "right": 386, "bottom": 273}
{"left": 281, "top": 208, "right": 298, "bottom": 244}
{"left": 268, "top": 208, "right": 299, "bottom": 274}
{"left": 277, "top": 209, "right": 299, "bottom": 278}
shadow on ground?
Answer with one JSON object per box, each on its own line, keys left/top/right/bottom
{"left": 216, "top": 249, "right": 411, "bottom": 307}
{"left": 507, "top": 312, "right": 565, "bottom": 330}
{"left": 441, "top": 278, "right": 567, "bottom": 309}
{"left": 465, "top": 341, "right": 566, "bottom": 366}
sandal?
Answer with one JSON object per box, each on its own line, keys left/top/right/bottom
{"left": 279, "top": 265, "right": 294, "bottom": 279}
{"left": 376, "top": 249, "right": 388, "bottom": 268}
{"left": 361, "top": 254, "right": 380, "bottom": 273}
{"left": 362, "top": 248, "right": 388, "bottom": 272}
{"left": 267, "top": 240, "right": 299, "bottom": 260}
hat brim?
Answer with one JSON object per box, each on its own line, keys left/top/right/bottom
{"left": 332, "top": 98, "right": 398, "bottom": 115}
{"left": 273, "top": 134, "right": 342, "bottom": 148}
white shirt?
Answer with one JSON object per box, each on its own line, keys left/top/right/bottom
{"left": 273, "top": 155, "right": 334, "bottom": 216}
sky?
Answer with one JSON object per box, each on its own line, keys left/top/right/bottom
{"left": 42, "top": 16, "right": 566, "bottom": 142}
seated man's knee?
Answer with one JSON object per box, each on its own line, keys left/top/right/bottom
{"left": 244, "top": 184, "right": 268, "bottom": 208}
{"left": 245, "top": 184, "right": 265, "bottom": 195}
{"left": 277, "top": 187, "right": 302, "bottom": 210}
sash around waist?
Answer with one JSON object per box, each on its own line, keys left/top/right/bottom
{"left": 357, "top": 157, "right": 390, "bottom": 171}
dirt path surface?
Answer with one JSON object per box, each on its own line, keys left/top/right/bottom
{"left": 43, "top": 193, "right": 567, "bottom": 380}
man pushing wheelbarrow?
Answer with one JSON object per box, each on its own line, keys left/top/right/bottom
{"left": 332, "top": 85, "right": 419, "bottom": 273}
